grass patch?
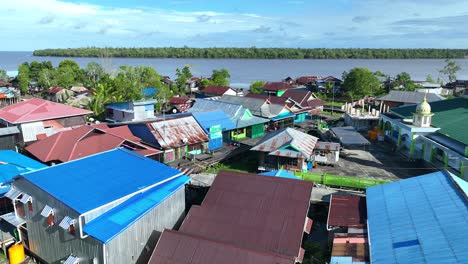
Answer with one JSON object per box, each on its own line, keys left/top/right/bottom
{"left": 204, "top": 152, "right": 258, "bottom": 174}
{"left": 325, "top": 101, "right": 345, "bottom": 107}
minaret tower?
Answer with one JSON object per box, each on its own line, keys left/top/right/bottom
{"left": 413, "top": 91, "right": 433, "bottom": 127}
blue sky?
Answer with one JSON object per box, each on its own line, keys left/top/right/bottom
{"left": 2, "top": 0, "right": 468, "bottom": 51}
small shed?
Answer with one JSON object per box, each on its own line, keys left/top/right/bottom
{"left": 330, "top": 126, "right": 370, "bottom": 149}
{"left": 105, "top": 99, "right": 156, "bottom": 122}
{"left": 192, "top": 110, "right": 235, "bottom": 151}
{"left": 0, "top": 126, "right": 20, "bottom": 150}
{"left": 7, "top": 148, "right": 189, "bottom": 264}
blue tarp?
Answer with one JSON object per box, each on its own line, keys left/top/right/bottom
{"left": 366, "top": 171, "right": 468, "bottom": 264}
{"left": 83, "top": 175, "right": 190, "bottom": 243}
{"left": 0, "top": 150, "right": 46, "bottom": 195}
{"left": 20, "top": 148, "right": 183, "bottom": 214}
{"left": 259, "top": 170, "right": 300, "bottom": 180}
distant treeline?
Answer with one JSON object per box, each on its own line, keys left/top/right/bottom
{"left": 33, "top": 47, "right": 468, "bottom": 59}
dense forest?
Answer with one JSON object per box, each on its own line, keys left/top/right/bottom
{"left": 33, "top": 47, "right": 468, "bottom": 59}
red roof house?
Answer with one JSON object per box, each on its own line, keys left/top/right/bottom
{"left": 327, "top": 195, "right": 367, "bottom": 230}
{"left": 262, "top": 82, "right": 296, "bottom": 96}
{"left": 200, "top": 85, "right": 237, "bottom": 97}
{"left": 25, "top": 125, "right": 161, "bottom": 164}
{"left": 295, "top": 76, "right": 320, "bottom": 85}
{"left": 151, "top": 170, "right": 313, "bottom": 263}
{"left": 0, "top": 98, "right": 92, "bottom": 142}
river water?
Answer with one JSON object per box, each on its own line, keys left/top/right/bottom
{"left": 1, "top": 51, "right": 468, "bottom": 88}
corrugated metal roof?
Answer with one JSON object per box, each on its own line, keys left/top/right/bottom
{"left": 327, "top": 195, "right": 367, "bottom": 228}
{"left": 259, "top": 170, "right": 300, "bottom": 180}
{"left": 148, "top": 115, "right": 209, "bottom": 149}
{"left": 20, "top": 148, "right": 183, "bottom": 214}
{"left": 192, "top": 110, "right": 235, "bottom": 132}
{"left": 0, "top": 98, "right": 92, "bottom": 124}
{"left": 59, "top": 216, "right": 75, "bottom": 230}
{"left": 219, "top": 95, "right": 291, "bottom": 118}
{"left": 391, "top": 97, "right": 468, "bottom": 145}
{"left": 0, "top": 150, "right": 47, "bottom": 195}
{"left": 179, "top": 170, "right": 313, "bottom": 260}
{"left": 25, "top": 125, "right": 161, "bottom": 163}
{"left": 0, "top": 212, "right": 26, "bottom": 227}
{"left": 63, "top": 255, "right": 79, "bottom": 264}
{"left": 200, "top": 85, "right": 233, "bottom": 95}
{"left": 262, "top": 82, "right": 295, "bottom": 91}
{"left": 251, "top": 128, "right": 318, "bottom": 159}
{"left": 378, "top": 90, "right": 443, "bottom": 104}
{"left": 0, "top": 126, "right": 20, "bottom": 136}
{"left": 189, "top": 99, "right": 268, "bottom": 129}
{"left": 330, "top": 127, "right": 370, "bottom": 146}
{"left": 366, "top": 171, "right": 468, "bottom": 264}
{"left": 148, "top": 230, "right": 294, "bottom": 264}
{"left": 83, "top": 175, "right": 189, "bottom": 243}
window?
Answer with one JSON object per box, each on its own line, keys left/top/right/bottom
{"left": 59, "top": 216, "right": 76, "bottom": 235}
{"left": 40, "top": 205, "right": 55, "bottom": 227}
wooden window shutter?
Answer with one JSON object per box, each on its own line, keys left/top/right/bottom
{"left": 47, "top": 213, "right": 54, "bottom": 226}
{"left": 69, "top": 224, "right": 75, "bottom": 236}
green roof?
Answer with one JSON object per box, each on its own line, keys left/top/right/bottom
{"left": 391, "top": 97, "right": 468, "bottom": 145}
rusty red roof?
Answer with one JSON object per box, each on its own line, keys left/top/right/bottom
{"left": 168, "top": 96, "right": 191, "bottom": 105}
{"left": 0, "top": 98, "right": 92, "bottom": 124}
{"left": 307, "top": 99, "right": 325, "bottom": 108}
{"left": 295, "top": 76, "right": 320, "bottom": 85}
{"left": 281, "top": 90, "right": 312, "bottom": 106}
{"left": 327, "top": 195, "right": 367, "bottom": 229}
{"left": 179, "top": 170, "right": 313, "bottom": 262}
{"left": 25, "top": 125, "right": 160, "bottom": 163}
{"left": 148, "top": 230, "right": 294, "bottom": 264}
{"left": 245, "top": 93, "right": 289, "bottom": 105}
{"left": 46, "top": 86, "right": 64, "bottom": 94}
{"left": 262, "top": 82, "right": 295, "bottom": 91}
{"left": 148, "top": 115, "right": 209, "bottom": 149}
{"left": 200, "top": 85, "right": 233, "bottom": 95}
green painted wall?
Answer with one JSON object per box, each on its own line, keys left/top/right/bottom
{"left": 409, "top": 133, "right": 416, "bottom": 154}
{"left": 231, "top": 128, "right": 246, "bottom": 140}
{"left": 294, "top": 113, "right": 306, "bottom": 123}
{"left": 250, "top": 124, "right": 265, "bottom": 138}
{"left": 277, "top": 90, "right": 286, "bottom": 96}
{"left": 397, "top": 127, "right": 402, "bottom": 147}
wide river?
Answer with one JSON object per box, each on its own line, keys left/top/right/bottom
{"left": 1, "top": 51, "right": 468, "bottom": 88}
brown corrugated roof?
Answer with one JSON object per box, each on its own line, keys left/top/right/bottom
{"left": 331, "top": 233, "right": 369, "bottom": 262}
{"left": 262, "top": 82, "right": 295, "bottom": 91}
{"left": 327, "top": 195, "right": 367, "bottom": 228}
{"left": 148, "top": 230, "right": 294, "bottom": 264}
{"left": 307, "top": 99, "right": 325, "bottom": 108}
{"left": 168, "top": 96, "right": 191, "bottom": 105}
{"left": 201, "top": 85, "right": 233, "bottom": 95}
{"left": 179, "top": 170, "right": 313, "bottom": 261}
{"left": 25, "top": 125, "right": 160, "bottom": 163}
{"left": 148, "top": 115, "right": 209, "bottom": 149}
{"left": 295, "top": 76, "right": 320, "bottom": 85}
{"left": 46, "top": 86, "right": 64, "bottom": 94}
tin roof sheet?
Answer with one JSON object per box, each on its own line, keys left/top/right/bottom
{"left": 148, "top": 115, "right": 209, "bottom": 149}
{"left": 148, "top": 230, "right": 294, "bottom": 264}
{"left": 327, "top": 195, "right": 367, "bottom": 228}
{"left": 330, "top": 127, "right": 370, "bottom": 146}
{"left": 83, "top": 175, "right": 189, "bottom": 243}
{"left": 219, "top": 95, "right": 290, "bottom": 118}
{"left": 251, "top": 128, "right": 318, "bottom": 158}
{"left": 262, "top": 82, "right": 295, "bottom": 91}
{"left": 0, "top": 126, "right": 20, "bottom": 136}
{"left": 179, "top": 170, "right": 313, "bottom": 260}
{"left": 378, "top": 90, "right": 443, "bottom": 104}
{"left": 201, "top": 85, "right": 233, "bottom": 95}
{"left": 0, "top": 98, "right": 92, "bottom": 124}
{"left": 366, "top": 171, "right": 468, "bottom": 264}
{"left": 20, "top": 148, "right": 183, "bottom": 214}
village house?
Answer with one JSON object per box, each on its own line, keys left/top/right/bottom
{"left": 44, "top": 86, "right": 73, "bottom": 103}
{"left": 219, "top": 94, "right": 295, "bottom": 130}
{"left": 380, "top": 96, "right": 468, "bottom": 179}
{"left": 0, "top": 126, "right": 20, "bottom": 150}
{"left": 251, "top": 127, "right": 318, "bottom": 172}
{"left": 198, "top": 85, "right": 238, "bottom": 98}
{"left": 192, "top": 110, "right": 235, "bottom": 151}
{"left": 0, "top": 150, "right": 46, "bottom": 214}
{"left": 105, "top": 99, "right": 157, "bottom": 122}
{"left": 148, "top": 170, "right": 313, "bottom": 264}
{"left": 376, "top": 90, "right": 444, "bottom": 110}
{"left": 366, "top": 170, "right": 467, "bottom": 264}
{"left": 2, "top": 148, "right": 189, "bottom": 264}
{"left": 262, "top": 81, "right": 296, "bottom": 96}
{"left": 188, "top": 99, "right": 269, "bottom": 142}
{"left": 0, "top": 98, "right": 92, "bottom": 143}
{"left": 127, "top": 115, "right": 209, "bottom": 163}
{"left": 25, "top": 124, "right": 161, "bottom": 164}
{"left": 295, "top": 76, "right": 320, "bottom": 86}
{"left": 166, "top": 96, "right": 193, "bottom": 114}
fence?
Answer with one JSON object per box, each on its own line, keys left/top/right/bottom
{"left": 294, "top": 171, "right": 390, "bottom": 189}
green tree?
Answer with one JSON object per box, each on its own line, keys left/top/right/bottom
{"left": 37, "top": 68, "right": 57, "bottom": 88}
{"left": 87, "top": 83, "right": 112, "bottom": 121}
{"left": 175, "top": 65, "right": 192, "bottom": 95}
{"left": 395, "top": 72, "right": 416, "bottom": 91}
{"left": 55, "top": 66, "right": 76, "bottom": 88}
{"left": 18, "top": 64, "right": 30, "bottom": 94}
{"left": 342, "top": 67, "right": 381, "bottom": 99}
{"left": 0, "top": 69, "right": 8, "bottom": 81}
{"left": 426, "top": 74, "right": 435, "bottom": 83}
{"left": 84, "top": 62, "right": 104, "bottom": 89}
{"left": 249, "top": 81, "right": 265, "bottom": 94}
{"left": 210, "top": 68, "right": 230, "bottom": 86}
{"left": 439, "top": 59, "right": 461, "bottom": 83}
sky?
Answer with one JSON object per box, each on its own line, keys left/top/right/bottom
{"left": 2, "top": 0, "right": 468, "bottom": 51}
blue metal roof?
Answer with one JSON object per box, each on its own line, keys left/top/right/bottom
{"left": 83, "top": 175, "right": 189, "bottom": 243}
{"left": 105, "top": 101, "right": 131, "bottom": 111}
{"left": 330, "top": 256, "right": 368, "bottom": 264}
{"left": 20, "top": 148, "right": 183, "bottom": 214}
{"left": 366, "top": 171, "right": 468, "bottom": 264}
{"left": 192, "top": 110, "right": 236, "bottom": 132}
{"left": 0, "top": 150, "right": 46, "bottom": 195}
{"left": 259, "top": 170, "right": 300, "bottom": 180}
